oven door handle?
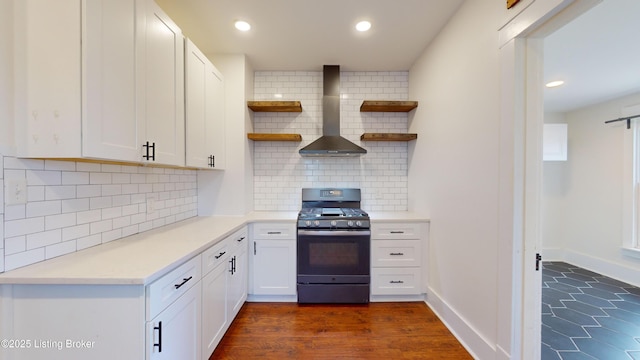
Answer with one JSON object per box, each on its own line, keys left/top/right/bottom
{"left": 297, "top": 230, "right": 371, "bottom": 237}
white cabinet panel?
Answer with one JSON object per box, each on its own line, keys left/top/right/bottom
{"left": 147, "top": 255, "right": 201, "bottom": 320}
{"left": 371, "top": 267, "right": 422, "bottom": 295}
{"left": 371, "top": 239, "right": 422, "bottom": 267}
{"left": 143, "top": 0, "right": 185, "bottom": 166}
{"left": 201, "top": 261, "right": 228, "bottom": 357}
{"left": 185, "top": 39, "right": 226, "bottom": 169}
{"left": 82, "top": 0, "right": 142, "bottom": 161}
{"left": 371, "top": 222, "right": 422, "bottom": 239}
{"left": 147, "top": 283, "right": 201, "bottom": 360}
{"left": 251, "top": 239, "right": 297, "bottom": 295}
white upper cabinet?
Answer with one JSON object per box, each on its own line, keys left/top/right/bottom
{"left": 13, "top": 0, "right": 82, "bottom": 158}
{"left": 14, "top": 0, "right": 185, "bottom": 167}
{"left": 185, "top": 39, "right": 226, "bottom": 169}
{"left": 82, "top": 0, "right": 143, "bottom": 162}
{"left": 143, "top": 0, "right": 185, "bottom": 167}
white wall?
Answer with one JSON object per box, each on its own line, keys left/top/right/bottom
{"left": 542, "top": 92, "right": 640, "bottom": 286}
{"left": 197, "top": 54, "right": 255, "bottom": 216}
{"left": 252, "top": 70, "right": 410, "bottom": 211}
{"left": 542, "top": 112, "right": 568, "bottom": 257}
{"left": 409, "top": 0, "right": 505, "bottom": 358}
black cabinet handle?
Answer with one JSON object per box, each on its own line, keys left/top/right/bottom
{"left": 267, "top": 231, "right": 281, "bottom": 235}
{"left": 208, "top": 155, "right": 215, "bottom": 167}
{"left": 254, "top": 241, "right": 257, "bottom": 255}
{"left": 214, "top": 251, "right": 226, "bottom": 259}
{"left": 390, "top": 231, "right": 404, "bottom": 234}
{"left": 143, "top": 141, "right": 156, "bottom": 161}
{"left": 237, "top": 236, "right": 245, "bottom": 242}
{"left": 389, "top": 280, "right": 405, "bottom": 284}
{"left": 389, "top": 252, "right": 404, "bottom": 256}
{"left": 174, "top": 276, "right": 192, "bottom": 289}
{"left": 154, "top": 321, "right": 162, "bottom": 352}
{"left": 229, "top": 256, "right": 236, "bottom": 274}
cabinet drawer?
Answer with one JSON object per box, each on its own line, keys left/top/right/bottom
{"left": 227, "top": 227, "right": 248, "bottom": 251}
{"left": 147, "top": 255, "right": 202, "bottom": 320}
{"left": 251, "top": 222, "right": 296, "bottom": 240}
{"left": 202, "top": 240, "right": 229, "bottom": 276}
{"left": 371, "top": 267, "right": 422, "bottom": 295}
{"left": 371, "top": 240, "right": 422, "bottom": 267}
{"left": 371, "top": 222, "right": 422, "bottom": 239}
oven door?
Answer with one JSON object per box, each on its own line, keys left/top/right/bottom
{"left": 297, "top": 229, "right": 370, "bottom": 284}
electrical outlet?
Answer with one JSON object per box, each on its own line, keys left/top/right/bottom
{"left": 5, "top": 179, "right": 28, "bottom": 205}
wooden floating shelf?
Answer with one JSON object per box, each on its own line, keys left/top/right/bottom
{"left": 360, "top": 100, "right": 418, "bottom": 112}
{"left": 360, "top": 133, "right": 418, "bottom": 142}
{"left": 247, "top": 101, "right": 302, "bottom": 112}
{"left": 247, "top": 133, "right": 302, "bottom": 142}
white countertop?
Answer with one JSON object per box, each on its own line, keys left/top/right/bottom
{"left": 0, "top": 211, "right": 427, "bottom": 286}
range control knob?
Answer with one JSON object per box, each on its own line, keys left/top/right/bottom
{"left": 355, "top": 221, "right": 362, "bottom": 227}
{"left": 314, "top": 220, "right": 320, "bottom": 227}
{"left": 330, "top": 220, "right": 337, "bottom": 227}
{"left": 347, "top": 220, "right": 354, "bottom": 227}
{"left": 305, "top": 220, "right": 312, "bottom": 227}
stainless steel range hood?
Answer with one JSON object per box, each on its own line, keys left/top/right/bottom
{"left": 299, "top": 65, "right": 367, "bottom": 157}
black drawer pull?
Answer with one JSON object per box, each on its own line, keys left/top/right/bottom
{"left": 390, "top": 280, "right": 405, "bottom": 284}
{"left": 214, "top": 251, "right": 226, "bottom": 259}
{"left": 389, "top": 252, "right": 404, "bottom": 256}
{"left": 267, "top": 231, "right": 282, "bottom": 235}
{"left": 174, "top": 276, "right": 193, "bottom": 289}
{"left": 237, "top": 236, "right": 245, "bottom": 242}
{"left": 390, "top": 231, "right": 404, "bottom": 234}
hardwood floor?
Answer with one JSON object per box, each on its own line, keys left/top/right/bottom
{"left": 210, "top": 302, "right": 472, "bottom": 359}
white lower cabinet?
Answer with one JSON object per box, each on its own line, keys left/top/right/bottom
{"left": 147, "top": 283, "right": 201, "bottom": 360}
{"left": 201, "top": 227, "right": 247, "bottom": 358}
{"left": 0, "top": 228, "right": 250, "bottom": 360}
{"left": 370, "top": 221, "right": 428, "bottom": 300}
{"left": 249, "top": 222, "right": 297, "bottom": 298}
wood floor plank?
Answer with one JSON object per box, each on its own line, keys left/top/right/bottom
{"left": 209, "top": 302, "right": 472, "bottom": 359}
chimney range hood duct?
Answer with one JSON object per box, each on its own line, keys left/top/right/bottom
{"left": 299, "top": 65, "right": 367, "bottom": 157}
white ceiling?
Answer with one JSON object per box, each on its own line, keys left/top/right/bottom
{"left": 155, "top": 0, "right": 640, "bottom": 113}
{"left": 544, "top": 0, "right": 640, "bottom": 113}
{"left": 155, "top": 0, "right": 464, "bottom": 71}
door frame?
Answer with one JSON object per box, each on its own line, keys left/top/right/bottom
{"left": 498, "top": 0, "right": 601, "bottom": 358}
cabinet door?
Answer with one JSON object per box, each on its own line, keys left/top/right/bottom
{"left": 148, "top": 283, "right": 201, "bottom": 360}
{"left": 142, "top": 0, "right": 185, "bottom": 166}
{"left": 185, "top": 39, "right": 225, "bottom": 169}
{"left": 13, "top": 0, "right": 82, "bottom": 158}
{"left": 227, "top": 240, "right": 247, "bottom": 319}
{"left": 251, "top": 239, "right": 297, "bottom": 295}
{"left": 205, "top": 61, "right": 226, "bottom": 169}
{"left": 185, "top": 39, "right": 208, "bottom": 168}
{"left": 202, "top": 262, "right": 228, "bottom": 358}
{"left": 82, "top": 0, "right": 143, "bottom": 162}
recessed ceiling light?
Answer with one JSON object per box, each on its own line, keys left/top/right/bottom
{"left": 355, "top": 21, "right": 371, "bottom": 32}
{"left": 234, "top": 20, "right": 251, "bottom": 32}
{"left": 545, "top": 80, "right": 564, "bottom": 88}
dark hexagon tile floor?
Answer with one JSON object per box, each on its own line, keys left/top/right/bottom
{"left": 542, "top": 262, "right": 640, "bottom": 359}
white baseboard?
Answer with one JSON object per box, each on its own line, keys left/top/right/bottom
{"left": 426, "top": 286, "right": 497, "bottom": 360}
{"left": 563, "top": 250, "right": 640, "bottom": 288}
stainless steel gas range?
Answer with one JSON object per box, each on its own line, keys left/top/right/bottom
{"left": 296, "top": 188, "right": 371, "bottom": 304}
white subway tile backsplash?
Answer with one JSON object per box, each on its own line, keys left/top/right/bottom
{"left": 45, "top": 240, "right": 76, "bottom": 260}
{"left": 45, "top": 213, "right": 76, "bottom": 231}
{"left": 2, "top": 156, "right": 198, "bottom": 271}
{"left": 253, "top": 70, "right": 410, "bottom": 211}
{"left": 4, "top": 236, "right": 25, "bottom": 255}
{"left": 5, "top": 248, "right": 45, "bottom": 271}
{"left": 26, "top": 229, "right": 61, "bottom": 250}
{"left": 26, "top": 200, "right": 61, "bottom": 218}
